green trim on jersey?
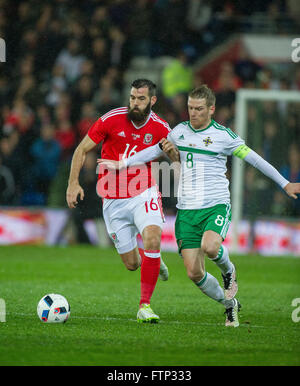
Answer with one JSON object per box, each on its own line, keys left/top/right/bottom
{"left": 233, "top": 144, "right": 251, "bottom": 159}
{"left": 212, "top": 120, "right": 238, "bottom": 139}
{"left": 187, "top": 120, "right": 214, "bottom": 133}
{"left": 178, "top": 146, "right": 218, "bottom": 156}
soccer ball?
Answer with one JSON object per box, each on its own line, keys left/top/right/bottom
{"left": 37, "top": 294, "right": 70, "bottom": 323}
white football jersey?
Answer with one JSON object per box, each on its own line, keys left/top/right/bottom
{"left": 167, "top": 119, "right": 245, "bottom": 209}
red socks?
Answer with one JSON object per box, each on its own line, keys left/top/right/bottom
{"left": 139, "top": 249, "right": 161, "bottom": 307}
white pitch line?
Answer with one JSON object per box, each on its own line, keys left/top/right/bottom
{"left": 6, "top": 312, "right": 267, "bottom": 328}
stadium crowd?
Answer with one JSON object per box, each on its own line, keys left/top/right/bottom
{"left": 0, "top": 0, "right": 299, "bottom": 219}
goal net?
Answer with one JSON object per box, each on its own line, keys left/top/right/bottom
{"left": 230, "top": 89, "right": 300, "bottom": 254}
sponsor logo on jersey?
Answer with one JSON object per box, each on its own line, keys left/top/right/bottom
{"left": 143, "top": 133, "right": 153, "bottom": 144}
{"left": 132, "top": 133, "right": 140, "bottom": 140}
{"left": 203, "top": 136, "right": 213, "bottom": 146}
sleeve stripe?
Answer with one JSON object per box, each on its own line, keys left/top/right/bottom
{"left": 150, "top": 112, "right": 171, "bottom": 131}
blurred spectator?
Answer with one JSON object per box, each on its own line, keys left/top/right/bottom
{"left": 71, "top": 75, "right": 94, "bottom": 122}
{"left": 56, "top": 39, "right": 86, "bottom": 83}
{"left": 108, "top": 26, "right": 128, "bottom": 69}
{"left": 185, "top": 0, "right": 212, "bottom": 54}
{"left": 291, "top": 67, "right": 300, "bottom": 90}
{"left": 77, "top": 102, "right": 97, "bottom": 141}
{"left": 170, "top": 94, "right": 189, "bottom": 122}
{"left": 213, "top": 62, "right": 242, "bottom": 109}
{"left": 214, "top": 105, "right": 233, "bottom": 127}
{"left": 162, "top": 50, "right": 193, "bottom": 100}
{"left": 88, "top": 37, "right": 110, "bottom": 78}
{"left": 0, "top": 76, "right": 11, "bottom": 108}
{"left": 127, "top": 0, "right": 152, "bottom": 57}
{"left": 256, "top": 67, "right": 273, "bottom": 89}
{"left": 186, "top": 0, "right": 212, "bottom": 34}
{"left": 29, "top": 124, "right": 61, "bottom": 204}
{"left": 0, "top": 130, "right": 23, "bottom": 203}
{"left": 212, "top": 61, "right": 242, "bottom": 93}
{"left": 261, "top": 119, "right": 282, "bottom": 168}
{"left": 90, "top": 5, "right": 111, "bottom": 38}
{"left": 0, "top": 153, "right": 15, "bottom": 205}
{"left": 54, "top": 102, "right": 71, "bottom": 126}
{"left": 3, "top": 99, "right": 35, "bottom": 135}
{"left": 153, "top": 0, "right": 187, "bottom": 56}
{"left": 15, "top": 75, "right": 42, "bottom": 108}
{"left": 55, "top": 119, "right": 76, "bottom": 161}
{"left": 36, "top": 19, "right": 66, "bottom": 72}
{"left": 35, "top": 105, "right": 52, "bottom": 128}
{"left": 235, "top": 46, "right": 262, "bottom": 83}
{"left": 45, "top": 64, "right": 67, "bottom": 107}
{"left": 279, "top": 143, "right": 300, "bottom": 216}
{"left": 92, "top": 75, "right": 121, "bottom": 114}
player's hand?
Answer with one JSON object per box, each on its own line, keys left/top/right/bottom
{"left": 66, "top": 183, "right": 84, "bottom": 208}
{"left": 97, "top": 159, "right": 125, "bottom": 170}
{"left": 160, "top": 138, "right": 180, "bottom": 162}
{"left": 284, "top": 182, "right": 300, "bottom": 199}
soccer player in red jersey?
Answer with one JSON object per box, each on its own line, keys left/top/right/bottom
{"left": 66, "top": 79, "right": 172, "bottom": 323}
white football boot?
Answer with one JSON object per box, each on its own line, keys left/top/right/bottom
{"left": 224, "top": 298, "right": 241, "bottom": 327}
{"left": 137, "top": 304, "right": 160, "bottom": 323}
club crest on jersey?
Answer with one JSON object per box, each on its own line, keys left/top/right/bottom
{"left": 203, "top": 136, "right": 213, "bottom": 146}
{"left": 110, "top": 233, "right": 118, "bottom": 243}
{"left": 143, "top": 133, "right": 153, "bottom": 144}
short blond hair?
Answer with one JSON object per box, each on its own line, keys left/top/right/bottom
{"left": 189, "top": 85, "right": 216, "bottom": 107}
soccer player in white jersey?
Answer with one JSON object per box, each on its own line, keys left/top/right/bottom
{"left": 98, "top": 85, "right": 300, "bottom": 327}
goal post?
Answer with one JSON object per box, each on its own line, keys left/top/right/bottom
{"left": 231, "top": 89, "right": 300, "bottom": 253}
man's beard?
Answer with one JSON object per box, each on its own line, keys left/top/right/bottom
{"left": 127, "top": 102, "right": 151, "bottom": 124}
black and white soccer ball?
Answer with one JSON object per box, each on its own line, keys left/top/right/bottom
{"left": 37, "top": 294, "right": 70, "bottom": 323}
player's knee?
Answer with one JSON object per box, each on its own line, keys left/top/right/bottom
{"left": 142, "top": 225, "right": 162, "bottom": 251}
{"left": 125, "top": 261, "right": 139, "bottom": 271}
{"left": 143, "top": 234, "right": 161, "bottom": 251}
{"left": 202, "top": 242, "right": 219, "bottom": 259}
{"left": 187, "top": 268, "right": 205, "bottom": 283}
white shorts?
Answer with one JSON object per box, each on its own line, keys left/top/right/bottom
{"left": 103, "top": 186, "right": 164, "bottom": 254}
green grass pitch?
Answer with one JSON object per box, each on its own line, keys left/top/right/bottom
{"left": 0, "top": 245, "right": 299, "bottom": 366}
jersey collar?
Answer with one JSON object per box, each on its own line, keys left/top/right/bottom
{"left": 188, "top": 119, "right": 214, "bottom": 133}
{"left": 131, "top": 110, "right": 152, "bottom": 129}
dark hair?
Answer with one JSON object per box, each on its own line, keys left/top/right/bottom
{"left": 131, "top": 79, "right": 157, "bottom": 97}
{"left": 189, "top": 85, "right": 216, "bottom": 107}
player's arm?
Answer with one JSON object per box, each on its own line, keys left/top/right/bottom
{"left": 97, "top": 142, "right": 165, "bottom": 170}
{"left": 98, "top": 133, "right": 179, "bottom": 170}
{"left": 66, "top": 135, "right": 97, "bottom": 208}
{"left": 233, "top": 144, "right": 300, "bottom": 199}
{"left": 160, "top": 138, "right": 180, "bottom": 162}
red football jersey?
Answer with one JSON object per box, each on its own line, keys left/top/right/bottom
{"left": 88, "top": 107, "right": 171, "bottom": 199}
